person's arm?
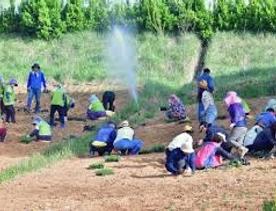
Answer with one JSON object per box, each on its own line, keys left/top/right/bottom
{"left": 216, "top": 146, "right": 236, "bottom": 160}
{"left": 207, "top": 77, "right": 215, "bottom": 93}
{"left": 30, "top": 129, "right": 39, "bottom": 137}
{"left": 27, "top": 72, "right": 31, "bottom": 89}
{"left": 41, "top": 72, "right": 46, "bottom": 89}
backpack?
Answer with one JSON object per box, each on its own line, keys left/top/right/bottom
{"left": 195, "top": 142, "right": 223, "bottom": 169}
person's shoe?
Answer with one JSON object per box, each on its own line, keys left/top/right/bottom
{"left": 238, "top": 146, "right": 249, "bottom": 158}
{"left": 60, "top": 124, "right": 66, "bottom": 129}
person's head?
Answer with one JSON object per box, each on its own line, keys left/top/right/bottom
{"left": 198, "top": 80, "right": 208, "bottom": 90}
{"left": 266, "top": 108, "right": 275, "bottom": 113}
{"left": 183, "top": 125, "right": 193, "bottom": 134}
{"left": 32, "top": 115, "right": 42, "bottom": 126}
{"left": 32, "top": 63, "right": 40, "bottom": 72}
{"left": 203, "top": 68, "right": 211, "bottom": 74}
{"left": 168, "top": 94, "right": 179, "bottom": 104}
{"left": 9, "top": 79, "right": 18, "bottom": 87}
{"left": 224, "top": 91, "right": 241, "bottom": 108}
{"left": 119, "top": 120, "right": 129, "bottom": 128}
{"left": 212, "top": 132, "right": 226, "bottom": 144}
{"left": 89, "top": 95, "right": 98, "bottom": 103}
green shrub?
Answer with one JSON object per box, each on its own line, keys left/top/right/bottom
{"left": 104, "top": 155, "right": 120, "bottom": 163}
{"left": 140, "top": 144, "right": 166, "bottom": 154}
{"left": 263, "top": 199, "right": 276, "bottom": 211}
{"left": 20, "top": 135, "right": 33, "bottom": 144}
{"left": 87, "top": 162, "right": 105, "bottom": 170}
{"left": 95, "top": 168, "right": 114, "bottom": 176}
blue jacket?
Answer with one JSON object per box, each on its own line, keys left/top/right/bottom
{"left": 27, "top": 71, "right": 47, "bottom": 89}
{"left": 197, "top": 73, "right": 215, "bottom": 101}
{"left": 94, "top": 124, "right": 117, "bottom": 145}
{"left": 228, "top": 103, "right": 247, "bottom": 127}
{"left": 204, "top": 125, "right": 227, "bottom": 143}
{"left": 256, "top": 112, "right": 276, "bottom": 128}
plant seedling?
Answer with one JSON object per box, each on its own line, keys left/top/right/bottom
{"left": 95, "top": 168, "right": 114, "bottom": 176}
{"left": 140, "top": 144, "right": 166, "bottom": 154}
{"left": 104, "top": 155, "right": 120, "bottom": 162}
{"left": 20, "top": 135, "right": 33, "bottom": 144}
{"left": 87, "top": 162, "right": 105, "bottom": 170}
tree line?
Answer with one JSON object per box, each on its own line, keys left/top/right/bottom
{"left": 1, "top": 0, "right": 276, "bottom": 40}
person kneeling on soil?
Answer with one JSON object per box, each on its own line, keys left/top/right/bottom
{"left": 198, "top": 80, "right": 217, "bottom": 126}
{"left": 113, "top": 121, "right": 144, "bottom": 155}
{"left": 49, "top": 84, "right": 66, "bottom": 128}
{"left": 195, "top": 133, "right": 237, "bottom": 169}
{"left": 89, "top": 122, "right": 117, "bottom": 156}
{"left": 87, "top": 95, "right": 108, "bottom": 120}
{"left": 3, "top": 79, "right": 18, "bottom": 123}
{"left": 102, "top": 91, "right": 116, "bottom": 112}
{"left": 165, "top": 125, "right": 195, "bottom": 176}
{"left": 224, "top": 91, "right": 248, "bottom": 158}
{"left": 246, "top": 122, "right": 276, "bottom": 159}
{"left": 164, "top": 94, "right": 187, "bottom": 122}
{"left": 29, "top": 116, "right": 52, "bottom": 142}
{"left": 244, "top": 108, "right": 276, "bottom": 147}
{"left": 64, "top": 93, "right": 75, "bottom": 122}
{"left": 0, "top": 116, "right": 7, "bottom": 142}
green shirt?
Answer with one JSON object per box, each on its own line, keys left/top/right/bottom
{"left": 3, "top": 85, "right": 16, "bottom": 106}
{"left": 39, "top": 121, "right": 52, "bottom": 136}
{"left": 51, "top": 88, "right": 65, "bottom": 107}
{"left": 89, "top": 100, "right": 105, "bottom": 112}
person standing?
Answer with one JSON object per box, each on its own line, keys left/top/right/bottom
{"left": 49, "top": 84, "right": 66, "bottom": 128}
{"left": 0, "top": 76, "right": 5, "bottom": 115}
{"left": 3, "top": 79, "right": 18, "bottom": 123}
{"left": 26, "top": 63, "right": 47, "bottom": 113}
{"left": 197, "top": 68, "right": 215, "bottom": 122}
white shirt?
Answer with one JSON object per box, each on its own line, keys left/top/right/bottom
{"left": 168, "top": 133, "right": 193, "bottom": 151}
{"left": 113, "top": 127, "right": 134, "bottom": 144}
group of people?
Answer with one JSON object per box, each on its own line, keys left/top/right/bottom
{"left": 0, "top": 63, "right": 118, "bottom": 143}
{"left": 164, "top": 68, "right": 276, "bottom": 176}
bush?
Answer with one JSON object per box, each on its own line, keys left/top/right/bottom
{"left": 263, "top": 199, "right": 276, "bottom": 211}
{"left": 95, "top": 168, "right": 114, "bottom": 176}
{"left": 87, "top": 162, "right": 105, "bottom": 170}
{"left": 104, "top": 155, "right": 120, "bottom": 163}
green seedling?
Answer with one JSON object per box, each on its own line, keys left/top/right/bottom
{"left": 263, "top": 200, "right": 276, "bottom": 211}
{"left": 228, "top": 159, "right": 242, "bottom": 168}
{"left": 104, "top": 155, "right": 120, "bottom": 162}
{"left": 95, "top": 168, "right": 114, "bottom": 176}
{"left": 20, "top": 135, "right": 33, "bottom": 144}
{"left": 87, "top": 162, "right": 105, "bottom": 170}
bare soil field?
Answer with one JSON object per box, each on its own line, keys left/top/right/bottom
{"left": 0, "top": 88, "right": 275, "bottom": 210}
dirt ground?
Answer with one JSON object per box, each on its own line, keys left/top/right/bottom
{"left": 0, "top": 88, "right": 275, "bottom": 210}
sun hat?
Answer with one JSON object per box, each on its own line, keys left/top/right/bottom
{"left": 224, "top": 91, "right": 242, "bottom": 107}
{"left": 89, "top": 95, "right": 98, "bottom": 103}
{"left": 216, "top": 132, "right": 227, "bottom": 142}
{"left": 119, "top": 120, "right": 129, "bottom": 128}
{"left": 9, "top": 79, "right": 18, "bottom": 86}
{"left": 183, "top": 125, "right": 193, "bottom": 132}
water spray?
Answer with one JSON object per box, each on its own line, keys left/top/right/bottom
{"left": 107, "top": 25, "right": 138, "bottom": 104}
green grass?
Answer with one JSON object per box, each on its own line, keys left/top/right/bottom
{"left": 0, "top": 133, "right": 93, "bottom": 184}
{"left": 87, "top": 162, "right": 105, "bottom": 170}
{"left": 263, "top": 199, "right": 276, "bottom": 211}
{"left": 104, "top": 155, "right": 120, "bottom": 162}
{"left": 140, "top": 144, "right": 166, "bottom": 154}
{"left": 95, "top": 168, "right": 114, "bottom": 176}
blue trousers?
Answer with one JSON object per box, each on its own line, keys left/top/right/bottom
{"left": 203, "top": 105, "right": 217, "bottom": 125}
{"left": 198, "top": 102, "right": 205, "bottom": 122}
{"left": 114, "top": 138, "right": 144, "bottom": 155}
{"left": 27, "top": 88, "right": 41, "bottom": 113}
{"left": 165, "top": 148, "right": 195, "bottom": 175}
